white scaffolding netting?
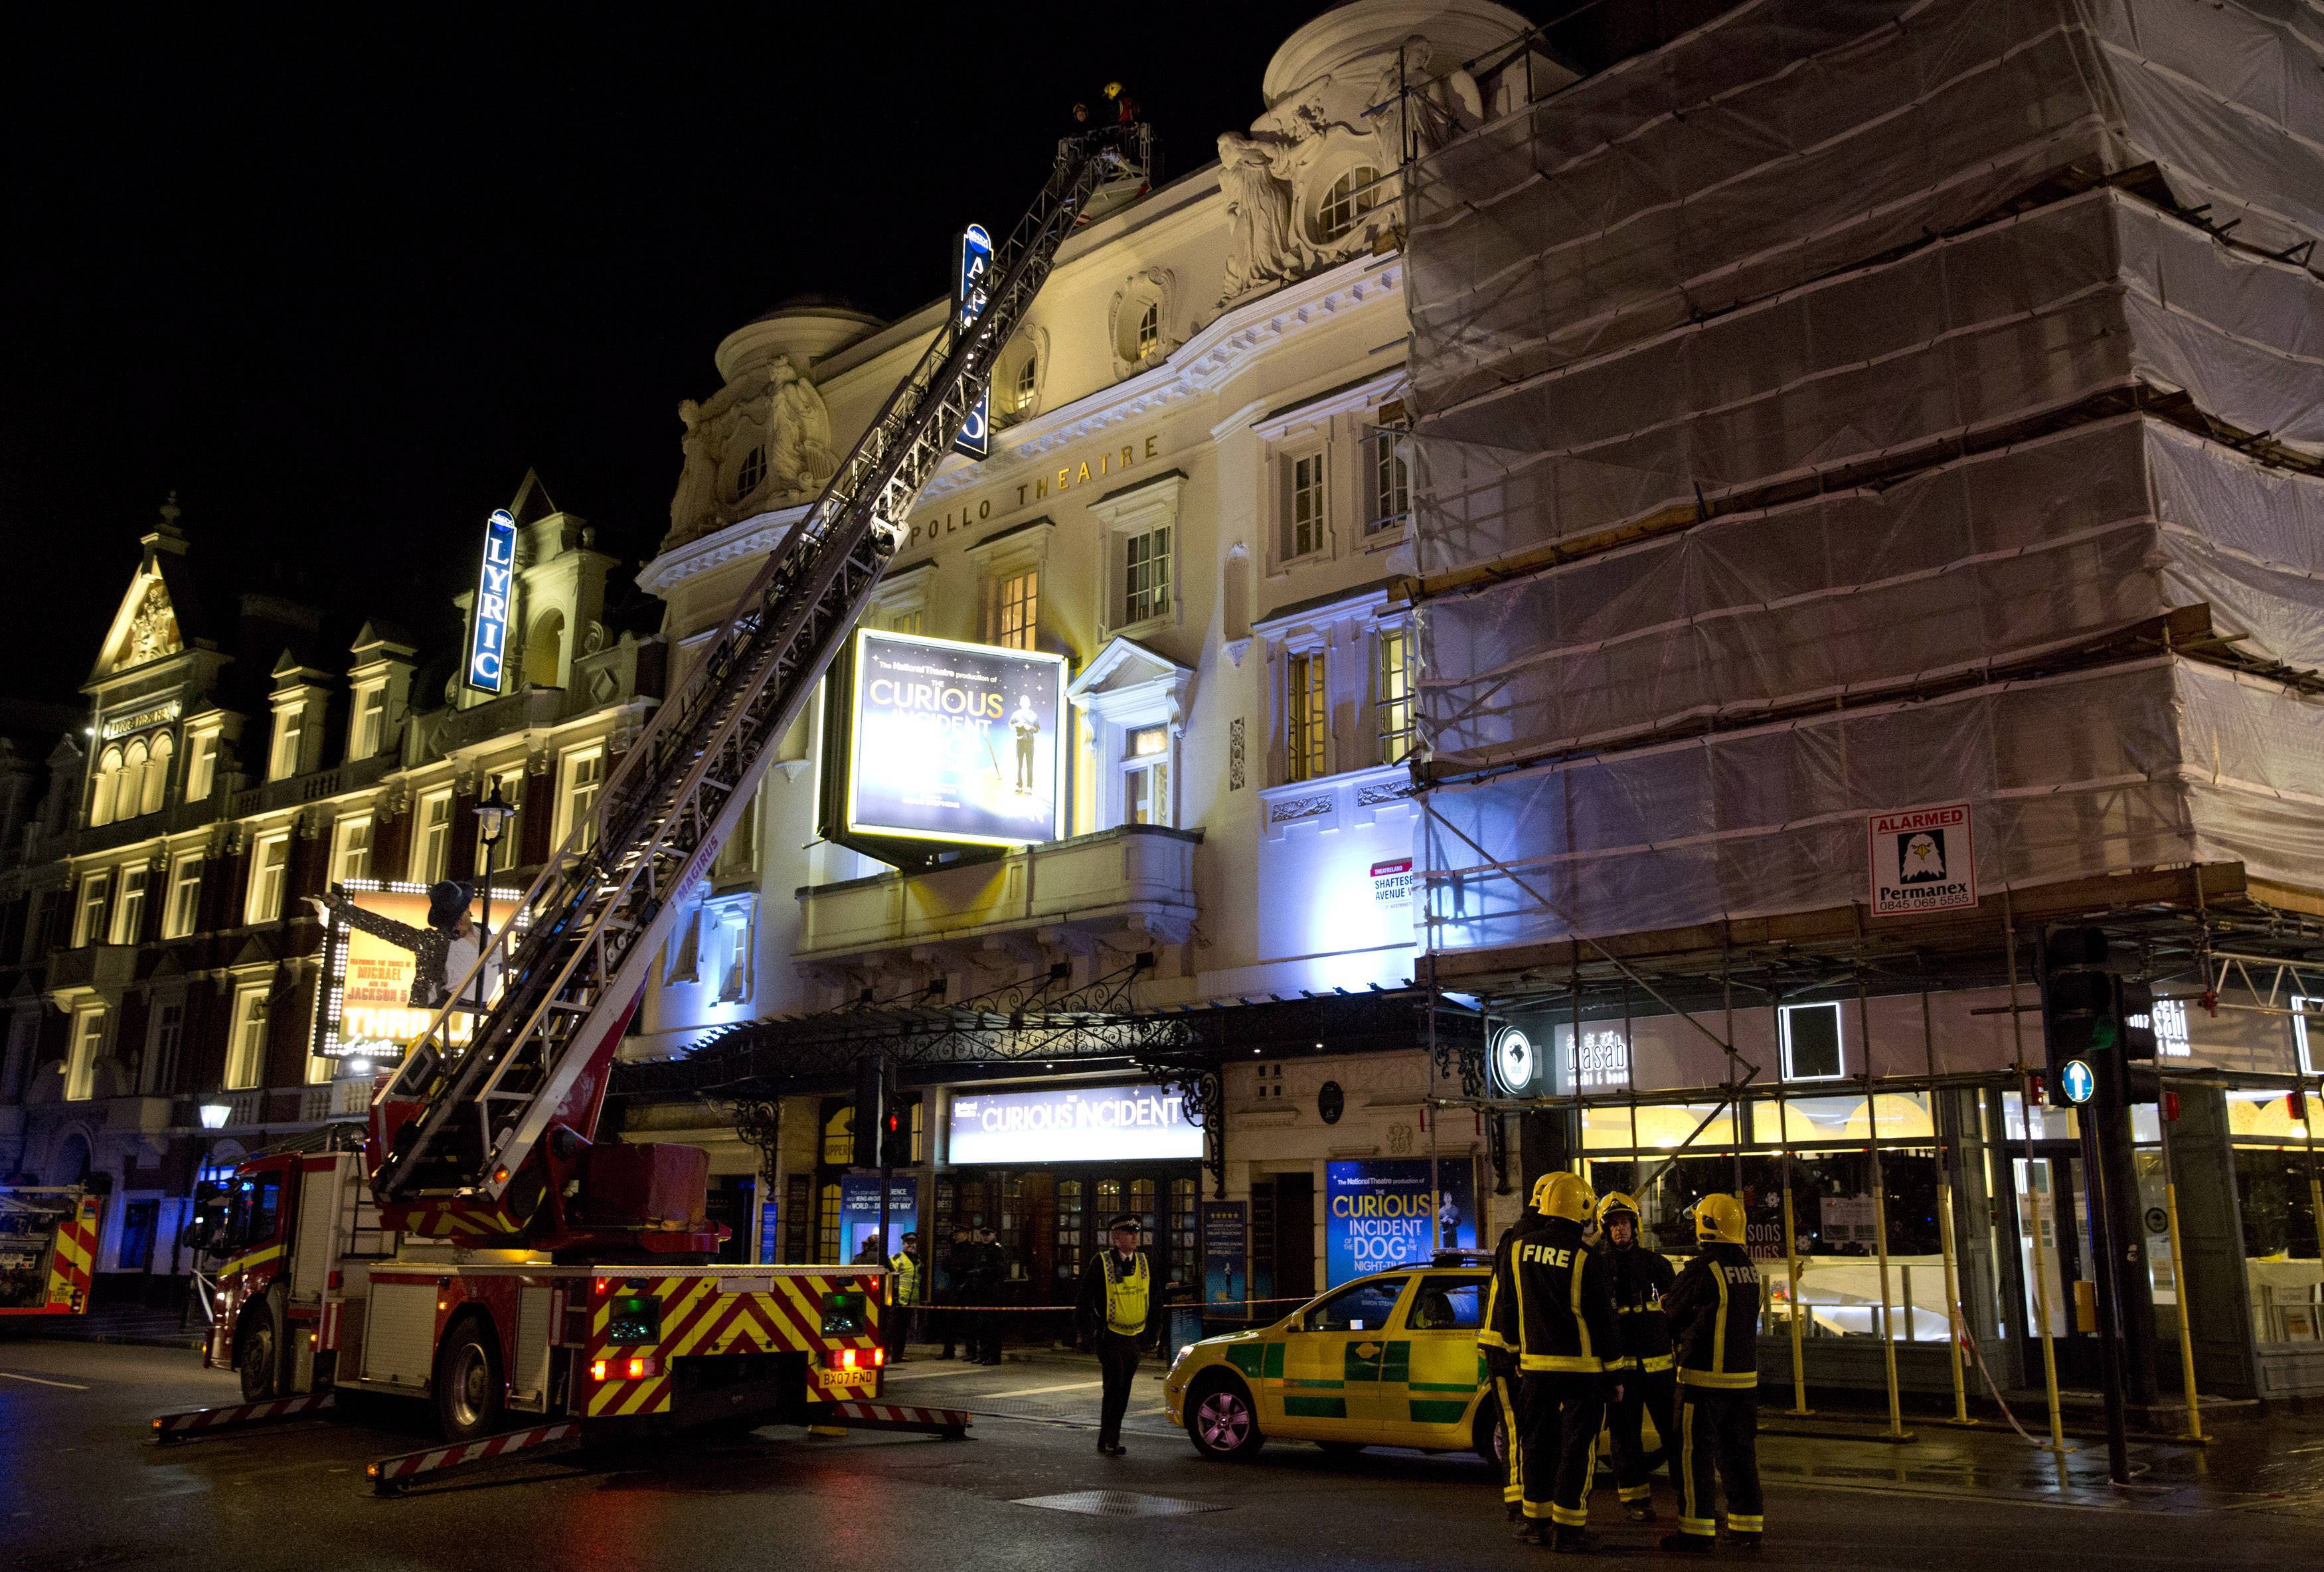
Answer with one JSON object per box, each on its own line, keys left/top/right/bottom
{"left": 1408, "top": 0, "right": 2324, "bottom": 952}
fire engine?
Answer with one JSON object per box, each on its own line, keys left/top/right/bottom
{"left": 0, "top": 1184, "right": 104, "bottom": 1318}
{"left": 191, "top": 124, "right": 1149, "bottom": 1456}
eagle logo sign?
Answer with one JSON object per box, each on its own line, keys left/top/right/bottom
{"left": 1897, "top": 830, "right": 1946, "bottom": 883}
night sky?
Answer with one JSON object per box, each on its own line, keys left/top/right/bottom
{"left": 2, "top": 3, "right": 1405, "bottom": 710}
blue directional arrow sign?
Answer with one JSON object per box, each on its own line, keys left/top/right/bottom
{"left": 2058, "top": 1058, "right": 2097, "bottom": 1106}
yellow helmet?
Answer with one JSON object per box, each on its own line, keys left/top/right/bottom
{"left": 1103, "top": 81, "right": 1124, "bottom": 99}
{"left": 1596, "top": 1192, "right": 1640, "bottom": 1227}
{"left": 1693, "top": 1193, "right": 1746, "bottom": 1246}
{"left": 1531, "top": 1171, "right": 1595, "bottom": 1223}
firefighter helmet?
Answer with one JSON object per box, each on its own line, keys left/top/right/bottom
{"left": 1531, "top": 1171, "right": 1595, "bottom": 1223}
{"left": 1104, "top": 81, "right": 1124, "bottom": 99}
{"left": 1596, "top": 1192, "right": 1641, "bottom": 1229}
{"left": 1693, "top": 1192, "right": 1747, "bottom": 1246}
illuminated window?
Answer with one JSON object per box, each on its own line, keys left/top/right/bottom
{"left": 269, "top": 706, "right": 304, "bottom": 782}
{"left": 225, "top": 984, "right": 270, "bottom": 1090}
{"left": 1013, "top": 351, "right": 1039, "bottom": 413}
{"left": 1286, "top": 452, "right": 1327, "bottom": 560}
{"left": 114, "top": 739, "right": 147, "bottom": 823}
{"left": 351, "top": 684, "right": 388, "bottom": 759}
{"left": 1057, "top": 1179, "right": 1084, "bottom": 1277}
{"left": 1123, "top": 724, "right": 1171, "bottom": 826}
{"left": 556, "top": 746, "right": 605, "bottom": 852}
{"left": 1287, "top": 651, "right": 1328, "bottom": 782}
{"left": 413, "top": 789, "right": 452, "bottom": 883}
{"left": 819, "top": 1180, "right": 842, "bottom": 1263}
{"left": 2296, "top": 996, "right": 2320, "bottom": 1075}
{"left": 1368, "top": 418, "right": 1409, "bottom": 536}
{"left": 163, "top": 854, "right": 203, "bottom": 939}
{"left": 329, "top": 815, "right": 373, "bottom": 886}
{"left": 65, "top": 1007, "right": 106, "bottom": 1101}
{"left": 1780, "top": 1002, "right": 1846, "bottom": 1081}
{"left": 715, "top": 904, "right": 754, "bottom": 1005}
{"left": 735, "top": 445, "right": 766, "bottom": 499}
{"left": 141, "top": 734, "right": 173, "bottom": 815}
{"left": 72, "top": 870, "right": 109, "bottom": 947}
{"left": 1123, "top": 526, "right": 1171, "bottom": 625}
{"left": 993, "top": 570, "right": 1038, "bottom": 651}
{"left": 246, "top": 832, "right": 290, "bottom": 925}
{"left": 183, "top": 727, "right": 218, "bottom": 803}
{"left": 1170, "top": 1176, "right": 1196, "bottom": 1273}
{"left": 1136, "top": 298, "right": 1160, "bottom": 356}
{"left": 1376, "top": 627, "right": 1416, "bottom": 765}
{"left": 89, "top": 746, "right": 123, "bottom": 827}
{"left": 108, "top": 867, "right": 148, "bottom": 945}
{"left": 1320, "top": 165, "right": 1381, "bottom": 242}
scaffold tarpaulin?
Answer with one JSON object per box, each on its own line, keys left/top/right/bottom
{"left": 1406, "top": 0, "right": 2324, "bottom": 953}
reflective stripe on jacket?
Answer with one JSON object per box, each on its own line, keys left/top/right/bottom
{"left": 1664, "top": 1242, "right": 1762, "bottom": 1389}
{"left": 1480, "top": 1215, "right": 1619, "bottom": 1375}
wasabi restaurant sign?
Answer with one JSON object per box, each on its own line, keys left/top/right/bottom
{"left": 845, "top": 628, "right": 1066, "bottom": 848}
{"left": 948, "top": 1083, "right": 1201, "bottom": 1164}
{"left": 1325, "top": 1159, "right": 1477, "bottom": 1287}
{"left": 1868, "top": 801, "right": 1977, "bottom": 917}
{"left": 465, "top": 507, "right": 518, "bottom": 694}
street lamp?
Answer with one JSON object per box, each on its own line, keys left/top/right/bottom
{"left": 473, "top": 782, "right": 516, "bottom": 1011}
{"left": 197, "top": 1102, "right": 230, "bottom": 1131}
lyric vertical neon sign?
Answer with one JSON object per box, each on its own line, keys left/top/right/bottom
{"left": 465, "top": 507, "right": 518, "bottom": 694}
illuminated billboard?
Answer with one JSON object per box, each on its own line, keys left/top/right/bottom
{"left": 311, "top": 880, "right": 525, "bottom": 1068}
{"left": 843, "top": 628, "right": 1066, "bottom": 848}
{"left": 465, "top": 507, "right": 517, "bottom": 694}
{"left": 947, "top": 1084, "right": 1201, "bottom": 1165}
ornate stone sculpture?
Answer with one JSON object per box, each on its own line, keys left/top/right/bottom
{"left": 1218, "top": 131, "right": 1308, "bottom": 303}
{"left": 669, "top": 398, "right": 723, "bottom": 545}
{"left": 766, "top": 356, "right": 838, "bottom": 496}
{"left": 125, "top": 582, "right": 179, "bottom": 667}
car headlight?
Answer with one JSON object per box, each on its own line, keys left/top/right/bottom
{"left": 1168, "top": 1343, "right": 1194, "bottom": 1377}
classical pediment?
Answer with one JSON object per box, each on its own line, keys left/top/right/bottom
{"left": 1066, "top": 636, "right": 1195, "bottom": 729}
{"left": 94, "top": 572, "right": 183, "bottom": 677}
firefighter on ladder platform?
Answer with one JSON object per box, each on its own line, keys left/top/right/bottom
{"left": 1596, "top": 1192, "right": 1679, "bottom": 1522}
{"left": 1482, "top": 1172, "right": 1621, "bottom": 1551}
{"left": 1660, "top": 1194, "right": 1766, "bottom": 1554}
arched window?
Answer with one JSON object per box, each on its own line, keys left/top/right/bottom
{"left": 90, "top": 747, "right": 123, "bottom": 828}
{"left": 734, "top": 445, "right": 767, "bottom": 500}
{"left": 1136, "top": 299, "right": 1160, "bottom": 356}
{"left": 141, "top": 733, "right": 173, "bottom": 816}
{"left": 114, "top": 739, "right": 147, "bottom": 823}
{"left": 1319, "top": 165, "right": 1382, "bottom": 242}
{"left": 1013, "top": 351, "right": 1039, "bottom": 414}
{"left": 525, "top": 609, "right": 566, "bottom": 689}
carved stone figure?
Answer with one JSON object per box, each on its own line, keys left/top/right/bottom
{"left": 1218, "top": 131, "right": 1307, "bottom": 303}
{"left": 125, "top": 582, "right": 179, "bottom": 666}
{"left": 766, "top": 356, "right": 838, "bottom": 496}
{"left": 669, "top": 398, "right": 722, "bottom": 544}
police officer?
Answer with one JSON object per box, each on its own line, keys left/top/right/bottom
{"left": 886, "top": 1232, "right": 924, "bottom": 1363}
{"left": 1483, "top": 1172, "right": 1621, "bottom": 1551}
{"left": 1659, "top": 1194, "right": 1764, "bottom": 1554}
{"left": 1483, "top": 1180, "right": 1552, "bottom": 1521}
{"left": 1076, "top": 1214, "right": 1152, "bottom": 1456}
{"left": 1596, "top": 1192, "right": 1678, "bottom": 1522}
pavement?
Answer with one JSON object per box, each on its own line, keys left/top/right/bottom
{"left": 4, "top": 1335, "right": 2321, "bottom": 1572}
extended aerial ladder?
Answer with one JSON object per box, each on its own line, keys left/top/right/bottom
{"left": 367, "top": 125, "right": 1149, "bottom": 1241}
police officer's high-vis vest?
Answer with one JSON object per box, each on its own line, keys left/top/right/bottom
{"left": 1102, "top": 1250, "right": 1150, "bottom": 1336}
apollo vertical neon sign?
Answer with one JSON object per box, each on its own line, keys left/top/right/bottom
{"left": 465, "top": 507, "right": 518, "bottom": 694}
{"left": 954, "top": 223, "right": 992, "bottom": 460}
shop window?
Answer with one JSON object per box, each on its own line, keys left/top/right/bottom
{"left": 1780, "top": 1002, "right": 1846, "bottom": 1081}
{"left": 2233, "top": 1144, "right": 2321, "bottom": 1342}
{"left": 1751, "top": 1093, "right": 1932, "bottom": 1146}
{"left": 1303, "top": 1278, "right": 1402, "bottom": 1333}
{"left": 1286, "top": 649, "right": 1327, "bottom": 782}
{"left": 1123, "top": 724, "right": 1171, "bottom": 826}
{"left": 163, "top": 854, "right": 203, "bottom": 939}
{"left": 1376, "top": 627, "right": 1415, "bottom": 765}
{"left": 108, "top": 866, "right": 148, "bottom": 945}
{"left": 412, "top": 788, "right": 453, "bottom": 883}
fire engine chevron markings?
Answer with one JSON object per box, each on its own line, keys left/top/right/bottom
{"left": 151, "top": 1390, "right": 336, "bottom": 1441}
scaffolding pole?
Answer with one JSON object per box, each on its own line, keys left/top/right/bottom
{"left": 1924, "top": 984, "right": 1972, "bottom": 1425}
{"left": 2005, "top": 892, "right": 2072, "bottom": 1455}
{"left": 1857, "top": 967, "right": 1910, "bottom": 1442}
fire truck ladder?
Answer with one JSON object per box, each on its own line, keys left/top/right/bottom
{"left": 373, "top": 126, "right": 1147, "bottom": 1208}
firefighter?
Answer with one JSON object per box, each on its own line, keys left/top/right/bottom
{"left": 1659, "top": 1194, "right": 1764, "bottom": 1554}
{"left": 1596, "top": 1192, "right": 1678, "bottom": 1523}
{"left": 1482, "top": 1172, "right": 1621, "bottom": 1551}
{"left": 1483, "top": 1178, "right": 1552, "bottom": 1520}
{"left": 1076, "top": 1214, "right": 1153, "bottom": 1456}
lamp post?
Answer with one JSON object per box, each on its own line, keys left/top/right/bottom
{"left": 473, "top": 782, "right": 516, "bottom": 1014}
{"left": 181, "top": 1100, "right": 232, "bottom": 1330}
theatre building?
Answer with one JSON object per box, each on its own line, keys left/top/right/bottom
{"left": 616, "top": 0, "right": 1558, "bottom": 1316}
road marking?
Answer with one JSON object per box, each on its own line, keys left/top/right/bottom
{"left": 984, "top": 1379, "right": 1103, "bottom": 1399}
{"left": 0, "top": 1370, "right": 90, "bottom": 1390}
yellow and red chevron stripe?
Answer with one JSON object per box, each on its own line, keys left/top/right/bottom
{"left": 45, "top": 1197, "right": 101, "bottom": 1312}
{"left": 388, "top": 1197, "right": 533, "bottom": 1240}
{"left": 584, "top": 1271, "right": 882, "bottom": 1417}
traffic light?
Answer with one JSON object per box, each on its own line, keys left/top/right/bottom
{"left": 879, "top": 1100, "right": 912, "bottom": 1170}
{"left": 2040, "top": 927, "right": 2160, "bottom": 1107}
{"left": 852, "top": 1054, "right": 882, "bottom": 1169}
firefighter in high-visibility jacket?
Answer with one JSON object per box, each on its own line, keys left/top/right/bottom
{"left": 1482, "top": 1180, "right": 1551, "bottom": 1519}
{"left": 1596, "top": 1192, "right": 1679, "bottom": 1522}
{"left": 1481, "top": 1172, "right": 1621, "bottom": 1551}
{"left": 1659, "top": 1194, "right": 1764, "bottom": 1553}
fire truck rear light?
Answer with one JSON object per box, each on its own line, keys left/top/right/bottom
{"left": 494, "top": 1167, "right": 509, "bottom": 1184}
{"left": 437, "top": 1299, "right": 448, "bottom": 1312}
{"left": 829, "top": 1347, "right": 882, "bottom": 1372}
{"left": 625, "top": 1356, "right": 657, "bottom": 1379}
{"left": 590, "top": 1360, "right": 607, "bottom": 1381}
{"left": 872, "top": 1348, "right": 886, "bottom": 1367}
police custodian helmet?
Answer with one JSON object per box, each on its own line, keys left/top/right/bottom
{"left": 1531, "top": 1171, "right": 1596, "bottom": 1223}
{"left": 1693, "top": 1193, "right": 1747, "bottom": 1246}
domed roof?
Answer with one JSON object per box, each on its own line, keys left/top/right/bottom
{"left": 1263, "top": 0, "right": 1532, "bottom": 106}
{"left": 716, "top": 297, "right": 888, "bottom": 384}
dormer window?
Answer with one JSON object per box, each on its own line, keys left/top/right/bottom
{"left": 269, "top": 708, "right": 303, "bottom": 782}
{"left": 351, "top": 683, "right": 387, "bottom": 759}
{"left": 1136, "top": 299, "right": 1160, "bottom": 357}
{"left": 1013, "top": 351, "right": 1039, "bottom": 413}
{"left": 734, "top": 445, "right": 767, "bottom": 500}
{"left": 1320, "top": 165, "right": 1382, "bottom": 243}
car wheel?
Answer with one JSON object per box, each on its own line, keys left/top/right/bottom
{"left": 1185, "top": 1374, "right": 1264, "bottom": 1460}
{"left": 434, "top": 1319, "right": 504, "bottom": 1443}
{"left": 237, "top": 1315, "right": 278, "bottom": 1403}
{"left": 1473, "top": 1392, "right": 1507, "bottom": 1469}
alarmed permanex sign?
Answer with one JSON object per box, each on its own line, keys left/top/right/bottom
{"left": 1868, "top": 801, "right": 1977, "bottom": 917}
{"left": 465, "top": 507, "right": 518, "bottom": 694}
